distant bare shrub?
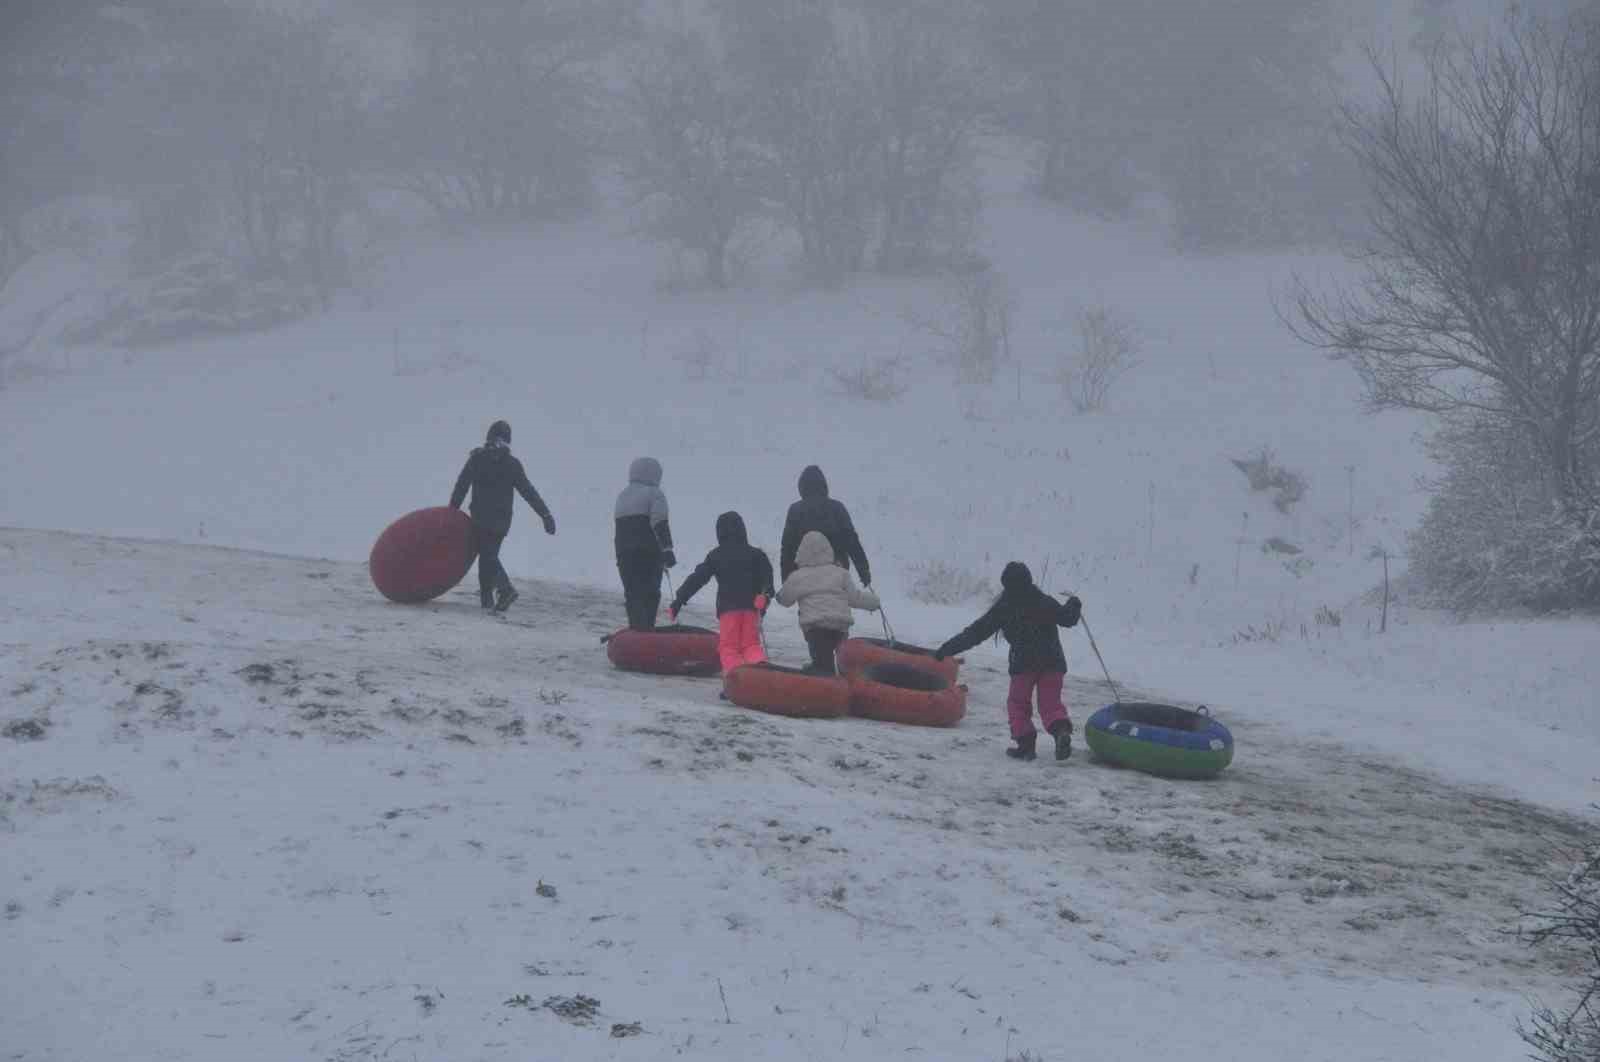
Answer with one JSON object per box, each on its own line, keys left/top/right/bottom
{"left": 827, "top": 355, "right": 909, "bottom": 403}
{"left": 1062, "top": 305, "right": 1140, "bottom": 412}
{"left": 1229, "top": 446, "right": 1308, "bottom": 513}
{"left": 914, "top": 268, "right": 1013, "bottom": 385}
{"left": 906, "top": 560, "right": 992, "bottom": 605}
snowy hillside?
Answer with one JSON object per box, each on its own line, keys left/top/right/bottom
{"left": 2, "top": 529, "right": 1592, "bottom": 1062}
{"left": 3, "top": 163, "right": 1598, "bottom": 1061}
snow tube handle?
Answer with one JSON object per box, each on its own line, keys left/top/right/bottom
{"left": 1196, "top": 704, "right": 1210, "bottom": 717}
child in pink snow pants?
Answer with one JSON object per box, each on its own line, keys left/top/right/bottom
{"left": 934, "top": 561, "right": 1083, "bottom": 761}
{"left": 667, "top": 511, "right": 775, "bottom": 673}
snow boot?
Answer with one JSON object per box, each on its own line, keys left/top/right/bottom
{"left": 1005, "top": 734, "right": 1038, "bottom": 761}
{"left": 1049, "top": 719, "right": 1073, "bottom": 761}
{"left": 480, "top": 589, "right": 495, "bottom": 610}
{"left": 494, "top": 585, "right": 519, "bottom": 613}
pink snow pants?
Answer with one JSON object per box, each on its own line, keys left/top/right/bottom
{"left": 718, "top": 610, "right": 768, "bottom": 672}
{"left": 1007, "top": 672, "right": 1069, "bottom": 739}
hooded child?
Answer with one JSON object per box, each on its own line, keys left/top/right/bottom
{"left": 779, "top": 465, "right": 871, "bottom": 586}
{"left": 449, "top": 419, "right": 556, "bottom": 612}
{"left": 775, "top": 530, "right": 880, "bottom": 674}
{"left": 668, "top": 511, "right": 775, "bottom": 673}
{"left": 934, "top": 562, "right": 1082, "bottom": 761}
{"left": 614, "top": 457, "right": 675, "bottom": 630}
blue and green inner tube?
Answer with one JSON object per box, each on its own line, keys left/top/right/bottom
{"left": 1084, "top": 702, "right": 1234, "bottom": 780}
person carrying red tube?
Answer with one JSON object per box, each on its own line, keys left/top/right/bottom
{"left": 933, "top": 562, "right": 1082, "bottom": 761}
{"left": 667, "top": 511, "right": 775, "bottom": 673}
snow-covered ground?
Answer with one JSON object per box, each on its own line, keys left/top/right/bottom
{"left": 2, "top": 170, "right": 1597, "bottom": 1058}
{"left": 2, "top": 529, "right": 1592, "bottom": 1061}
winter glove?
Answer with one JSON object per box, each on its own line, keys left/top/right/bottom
{"left": 933, "top": 642, "right": 952, "bottom": 662}
{"left": 542, "top": 514, "right": 557, "bottom": 535}
{"left": 754, "top": 594, "right": 769, "bottom": 615}
{"left": 1062, "top": 595, "right": 1082, "bottom": 627}
{"left": 667, "top": 603, "right": 681, "bottom": 622}
{"left": 661, "top": 549, "right": 677, "bottom": 570}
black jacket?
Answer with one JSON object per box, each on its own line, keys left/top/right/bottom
{"left": 450, "top": 443, "right": 551, "bottom": 535}
{"left": 780, "top": 466, "right": 869, "bottom": 583}
{"left": 673, "top": 512, "right": 775, "bottom": 617}
{"left": 937, "top": 563, "right": 1081, "bottom": 675}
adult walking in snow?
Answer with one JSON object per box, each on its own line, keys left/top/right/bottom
{"left": 614, "top": 457, "right": 675, "bottom": 630}
{"left": 449, "top": 419, "right": 556, "bottom": 612}
{"left": 775, "top": 530, "right": 880, "bottom": 675}
{"left": 933, "top": 562, "right": 1082, "bottom": 761}
{"left": 668, "top": 511, "right": 775, "bottom": 673}
{"left": 779, "top": 465, "right": 871, "bottom": 586}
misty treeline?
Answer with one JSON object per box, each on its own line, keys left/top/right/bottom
{"left": 0, "top": 0, "right": 1361, "bottom": 304}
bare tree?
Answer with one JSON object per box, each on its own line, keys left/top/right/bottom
{"left": 857, "top": 0, "right": 984, "bottom": 273}
{"left": 386, "top": 0, "right": 632, "bottom": 223}
{"left": 626, "top": 29, "right": 763, "bottom": 288}
{"left": 1290, "top": 10, "right": 1600, "bottom": 604}
{"left": 716, "top": 0, "right": 879, "bottom": 281}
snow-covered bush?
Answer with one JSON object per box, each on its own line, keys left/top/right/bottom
{"left": 905, "top": 560, "right": 992, "bottom": 605}
{"left": 1411, "top": 415, "right": 1600, "bottom": 613}
{"left": 62, "top": 254, "right": 321, "bottom": 348}
{"left": 1520, "top": 831, "right": 1600, "bottom": 1062}
{"left": 1062, "top": 305, "right": 1140, "bottom": 413}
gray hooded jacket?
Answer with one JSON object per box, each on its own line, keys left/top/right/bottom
{"left": 614, "top": 457, "right": 673, "bottom": 555}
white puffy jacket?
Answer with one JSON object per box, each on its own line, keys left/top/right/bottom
{"left": 776, "top": 531, "right": 880, "bottom": 631}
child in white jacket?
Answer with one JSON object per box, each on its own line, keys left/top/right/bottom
{"left": 775, "top": 530, "right": 881, "bottom": 675}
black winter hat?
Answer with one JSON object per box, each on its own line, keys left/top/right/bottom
{"left": 1000, "top": 561, "right": 1033, "bottom": 593}
{"left": 798, "top": 465, "right": 829, "bottom": 498}
{"left": 715, "top": 511, "right": 749, "bottom": 546}
{"left": 486, "top": 420, "right": 512, "bottom": 445}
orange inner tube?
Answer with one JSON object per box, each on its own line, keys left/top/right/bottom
{"left": 605, "top": 626, "right": 721, "bottom": 677}
{"left": 837, "top": 637, "right": 959, "bottom": 685}
{"left": 722, "top": 663, "right": 850, "bottom": 719}
{"left": 847, "top": 663, "right": 967, "bottom": 728}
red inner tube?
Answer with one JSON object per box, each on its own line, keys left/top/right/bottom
{"left": 605, "top": 625, "right": 721, "bottom": 677}
{"left": 848, "top": 663, "right": 967, "bottom": 728}
{"left": 369, "top": 507, "right": 476, "bottom": 603}
{"left": 838, "top": 637, "right": 959, "bottom": 684}
{"left": 723, "top": 663, "right": 850, "bottom": 719}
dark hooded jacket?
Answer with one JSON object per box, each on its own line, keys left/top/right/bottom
{"left": 780, "top": 466, "right": 870, "bottom": 584}
{"left": 450, "top": 424, "right": 551, "bottom": 536}
{"left": 672, "top": 511, "right": 775, "bottom": 617}
{"left": 614, "top": 456, "right": 673, "bottom": 557}
{"left": 936, "top": 562, "right": 1081, "bottom": 675}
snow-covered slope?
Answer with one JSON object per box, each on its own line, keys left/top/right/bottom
{"left": 2, "top": 529, "right": 1591, "bottom": 1061}
{"left": 2, "top": 182, "right": 1595, "bottom": 813}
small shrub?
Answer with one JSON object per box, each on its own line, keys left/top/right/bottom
{"left": 906, "top": 560, "right": 992, "bottom": 605}
{"left": 1520, "top": 832, "right": 1600, "bottom": 1062}
{"left": 828, "top": 356, "right": 909, "bottom": 402}
{"left": 913, "top": 269, "right": 1014, "bottom": 385}
{"left": 1229, "top": 446, "right": 1309, "bottom": 514}
{"left": 1314, "top": 605, "right": 1342, "bottom": 628}
{"left": 1062, "top": 305, "right": 1140, "bottom": 413}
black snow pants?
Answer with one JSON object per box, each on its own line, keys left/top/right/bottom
{"left": 617, "top": 548, "right": 663, "bottom": 630}
{"left": 476, "top": 527, "right": 512, "bottom": 602}
{"left": 802, "top": 626, "right": 847, "bottom": 676}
